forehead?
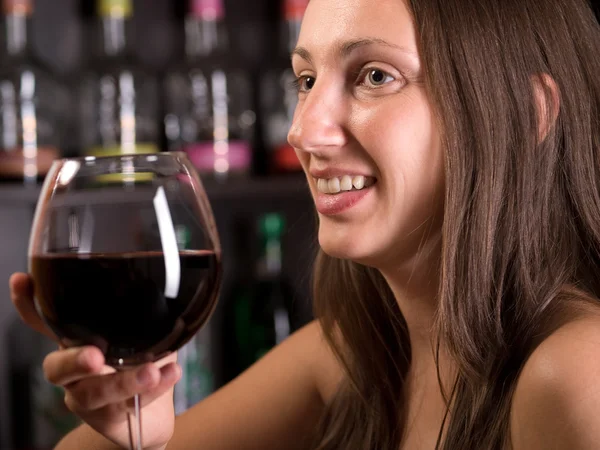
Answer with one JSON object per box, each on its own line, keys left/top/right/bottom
{"left": 298, "top": 0, "right": 417, "bottom": 52}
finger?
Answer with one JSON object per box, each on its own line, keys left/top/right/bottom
{"left": 44, "top": 346, "right": 105, "bottom": 386}
{"left": 9, "top": 272, "right": 53, "bottom": 339}
{"left": 65, "top": 363, "right": 181, "bottom": 418}
{"left": 67, "top": 362, "right": 174, "bottom": 411}
{"left": 145, "top": 362, "right": 181, "bottom": 404}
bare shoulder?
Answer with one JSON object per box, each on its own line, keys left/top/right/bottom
{"left": 511, "top": 313, "right": 600, "bottom": 449}
{"left": 168, "top": 320, "right": 344, "bottom": 450}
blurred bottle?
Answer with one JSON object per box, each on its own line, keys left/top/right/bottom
{"left": 259, "top": 0, "right": 308, "bottom": 174}
{"left": 78, "top": 0, "right": 160, "bottom": 158}
{"left": 0, "top": 0, "right": 68, "bottom": 184}
{"left": 174, "top": 325, "right": 214, "bottom": 414}
{"left": 163, "top": 0, "right": 256, "bottom": 182}
{"left": 8, "top": 319, "right": 80, "bottom": 449}
{"left": 173, "top": 224, "right": 215, "bottom": 414}
{"left": 221, "top": 213, "right": 293, "bottom": 383}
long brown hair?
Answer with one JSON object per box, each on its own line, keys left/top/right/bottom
{"left": 311, "top": 0, "right": 600, "bottom": 448}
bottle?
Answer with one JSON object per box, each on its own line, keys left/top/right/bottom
{"left": 79, "top": 0, "right": 160, "bottom": 159}
{"left": 174, "top": 325, "right": 214, "bottom": 414}
{"left": 0, "top": 0, "right": 67, "bottom": 184}
{"left": 259, "top": 0, "right": 308, "bottom": 174}
{"left": 8, "top": 318, "right": 80, "bottom": 449}
{"left": 172, "top": 224, "right": 216, "bottom": 413}
{"left": 221, "top": 213, "right": 294, "bottom": 382}
{"left": 163, "top": 0, "right": 256, "bottom": 182}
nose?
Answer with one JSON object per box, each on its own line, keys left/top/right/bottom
{"left": 287, "top": 79, "right": 347, "bottom": 156}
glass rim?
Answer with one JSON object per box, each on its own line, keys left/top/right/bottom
{"left": 50, "top": 151, "right": 189, "bottom": 165}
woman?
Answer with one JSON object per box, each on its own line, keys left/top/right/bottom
{"left": 10, "top": 0, "right": 600, "bottom": 448}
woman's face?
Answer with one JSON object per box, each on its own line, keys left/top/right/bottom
{"left": 288, "top": 0, "right": 444, "bottom": 269}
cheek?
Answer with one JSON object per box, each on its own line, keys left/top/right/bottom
{"left": 360, "top": 94, "right": 444, "bottom": 229}
{"left": 360, "top": 94, "right": 440, "bottom": 183}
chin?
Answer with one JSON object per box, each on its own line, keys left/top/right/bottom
{"left": 318, "top": 227, "right": 382, "bottom": 267}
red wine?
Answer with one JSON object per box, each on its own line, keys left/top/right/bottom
{"left": 31, "top": 250, "right": 221, "bottom": 367}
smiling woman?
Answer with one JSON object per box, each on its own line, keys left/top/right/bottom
{"left": 288, "top": 0, "right": 440, "bottom": 269}
{"left": 295, "top": 0, "right": 600, "bottom": 448}
{"left": 9, "top": 0, "right": 600, "bottom": 449}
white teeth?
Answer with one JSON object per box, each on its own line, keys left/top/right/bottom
{"left": 352, "top": 176, "right": 365, "bottom": 190}
{"left": 315, "top": 175, "right": 375, "bottom": 194}
{"left": 340, "top": 175, "right": 353, "bottom": 191}
{"left": 317, "top": 178, "right": 329, "bottom": 193}
{"left": 328, "top": 178, "right": 341, "bottom": 194}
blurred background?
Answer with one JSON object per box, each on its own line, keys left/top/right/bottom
{"left": 0, "top": 0, "right": 317, "bottom": 448}
{"left": 3, "top": 0, "right": 600, "bottom": 448}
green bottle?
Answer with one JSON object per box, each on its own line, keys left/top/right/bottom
{"left": 223, "top": 213, "right": 294, "bottom": 382}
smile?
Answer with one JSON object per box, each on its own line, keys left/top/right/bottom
{"left": 313, "top": 176, "right": 377, "bottom": 216}
{"left": 315, "top": 175, "right": 377, "bottom": 194}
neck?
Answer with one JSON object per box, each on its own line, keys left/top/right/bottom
{"left": 378, "top": 229, "right": 444, "bottom": 368}
{"left": 380, "top": 238, "right": 457, "bottom": 393}
{"left": 5, "top": 13, "right": 29, "bottom": 58}
{"left": 102, "top": 15, "right": 127, "bottom": 57}
{"left": 185, "top": 16, "right": 226, "bottom": 58}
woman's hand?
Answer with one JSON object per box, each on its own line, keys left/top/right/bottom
{"left": 10, "top": 273, "right": 182, "bottom": 450}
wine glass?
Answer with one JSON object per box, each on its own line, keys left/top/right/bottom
{"left": 27, "top": 152, "right": 222, "bottom": 450}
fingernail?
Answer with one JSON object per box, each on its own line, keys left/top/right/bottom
{"left": 137, "top": 366, "right": 153, "bottom": 386}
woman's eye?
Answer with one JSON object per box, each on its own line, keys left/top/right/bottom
{"left": 292, "top": 75, "right": 316, "bottom": 93}
{"left": 363, "top": 69, "right": 395, "bottom": 87}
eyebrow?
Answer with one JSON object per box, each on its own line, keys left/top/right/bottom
{"left": 290, "top": 37, "right": 419, "bottom": 64}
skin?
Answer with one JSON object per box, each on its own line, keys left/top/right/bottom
{"left": 10, "top": 0, "right": 600, "bottom": 448}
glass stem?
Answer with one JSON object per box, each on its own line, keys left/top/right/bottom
{"left": 119, "top": 358, "right": 142, "bottom": 450}
{"left": 127, "top": 393, "right": 143, "bottom": 450}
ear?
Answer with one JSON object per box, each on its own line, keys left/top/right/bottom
{"left": 532, "top": 73, "right": 560, "bottom": 143}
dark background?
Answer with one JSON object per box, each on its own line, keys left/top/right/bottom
{"left": 1, "top": 0, "right": 600, "bottom": 447}
{"left": 0, "top": 0, "right": 318, "bottom": 447}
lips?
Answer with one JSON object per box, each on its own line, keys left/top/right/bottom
{"left": 313, "top": 179, "right": 376, "bottom": 215}
{"left": 308, "top": 167, "right": 378, "bottom": 215}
